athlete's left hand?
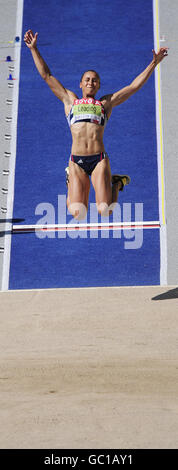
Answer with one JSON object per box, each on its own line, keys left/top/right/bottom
{"left": 152, "top": 47, "right": 169, "bottom": 65}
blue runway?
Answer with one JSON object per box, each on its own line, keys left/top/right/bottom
{"left": 9, "top": 0, "right": 160, "bottom": 289}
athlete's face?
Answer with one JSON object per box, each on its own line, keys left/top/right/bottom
{"left": 80, "top": 72, "right": 100, "bottom": 97}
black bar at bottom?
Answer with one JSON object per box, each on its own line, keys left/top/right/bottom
{"left": 0, "top": 449, "right": 177, "bottom": 467}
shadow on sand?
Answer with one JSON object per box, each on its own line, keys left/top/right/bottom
{"left": 152, "top": 287, "right": 178, "bottom": 301}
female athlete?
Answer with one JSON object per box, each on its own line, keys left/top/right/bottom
{"left": 24, "top": 30, "right": 168, "bottom": 219}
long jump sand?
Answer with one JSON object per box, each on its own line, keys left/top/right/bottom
{"left": 0, "top": 286, "right": 178, "bottom": 449}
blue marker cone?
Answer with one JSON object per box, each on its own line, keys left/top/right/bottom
{"left": 6, "top": 55, "right": 12, "bottom": 62}
{"left": 7, "top": 74, "right": 13, "bottom": 80}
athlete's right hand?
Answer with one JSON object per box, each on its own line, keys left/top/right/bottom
{"left": 24, "top": 29, "right": 38, "bottom": 49}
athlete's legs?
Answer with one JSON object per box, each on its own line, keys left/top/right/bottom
{"left": 67, "top": 160, "right": 90, "bottom": 220}
{"left": 91, "top": 157, "right": 121, "bottom": 216}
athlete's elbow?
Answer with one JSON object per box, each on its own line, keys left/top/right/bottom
{"left": 43, "top": 72, "right": 51, "bottom": 82}
{"left": 38, "top": 70, "right": 49, "bottom": 81}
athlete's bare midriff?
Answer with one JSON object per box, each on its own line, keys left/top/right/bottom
{"left": 70, "top": 121, "right": 105, "bottom": 156}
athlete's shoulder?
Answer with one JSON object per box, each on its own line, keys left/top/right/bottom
{"left": 99, "top": 94, "right": 112, "bottom": 105}
{"left": 99, "top": 94, "right": 112, "bottom": 118}
{"left": 64, "top": 90, "right": 79, "bottom": 116}
{"left": 65, "top": 89, "right": 78, "bottom": 105}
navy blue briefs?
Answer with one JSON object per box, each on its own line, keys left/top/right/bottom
{"left": 70, "top": 152, "right": 108, "bottom": 176}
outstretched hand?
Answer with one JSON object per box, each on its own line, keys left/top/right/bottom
{"left": 152, "top": 47, "right": 168, "bottom": 65}
{"left": 24, "top": 29, "right": 38, "bottom": 49}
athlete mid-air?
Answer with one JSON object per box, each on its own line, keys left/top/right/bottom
{"left": 24, "top": 29, "right": 168, "bottom": 219}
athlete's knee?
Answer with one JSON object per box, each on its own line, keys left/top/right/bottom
{"left": 97, "top": 202, "right": 115, "bottom": 217}
{"left": 68, "top": 202, "right": 87, "bottom": 221}
{"left": 97, "top": 202, "right": 109, "bottom": 217}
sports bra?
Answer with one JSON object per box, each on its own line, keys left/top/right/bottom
{"left": 67, "top": 98, "right": 108, "bottom": 128}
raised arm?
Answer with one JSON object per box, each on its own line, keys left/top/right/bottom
{"left": 101, "top": 48, "right": 168, "bottom": 109}
{"left": 24, "top": 30, "right": 76, "bottom": 105}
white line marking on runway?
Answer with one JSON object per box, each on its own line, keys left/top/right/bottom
{"left": 153, "top": 0, "right": 167, "bottom": 285}
{"left": 12, "top": 221, "right": 161, "bottom": 233}
{"left": 1, "top": 0, "right": 24, "bottom": 291}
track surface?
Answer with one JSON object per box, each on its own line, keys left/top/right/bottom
{"left": 9, "top": 0, "right": 160, "bottom": 289}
